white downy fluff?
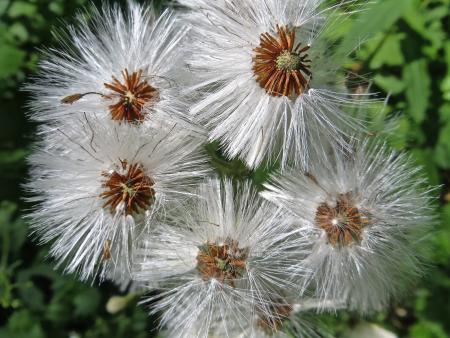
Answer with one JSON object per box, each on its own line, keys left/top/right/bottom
{"left": 177, "top": 0, "right": 375, "bottom": 169}
{"left": 160, "top": 307, "right": 330, "bottom": 338}
{"left": 134, "top": 179, "right": 310, "bottom": 337}
{"left": 25, "top": 117, "right": 208, "bottom": 282}
{"left": 261, "top": 140, "right": 436, "bottom": 313}
{"left": 235, "top": 300, "right": 336, "bottom": 338}
{"left": 26, "top": 1, "right": 198, "bottom": 131}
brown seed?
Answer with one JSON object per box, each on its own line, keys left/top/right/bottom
{"left": 61, "top": 93, "right": 83, "bottom": 104}
{"left": 102, "top": 240, "right": 112, "bottom": 261}
{"left": 253, "top": 25, "right": 312, "bottom": 97}
{"left": 60, "top": 91, "right": 105, "bottom": 104}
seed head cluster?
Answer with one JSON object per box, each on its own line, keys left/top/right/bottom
{"left": 25, "top": 1, "right": 436, "bottom": 337}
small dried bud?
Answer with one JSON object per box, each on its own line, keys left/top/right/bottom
{"left": 61, "top": 93, "right": 83, "bottom": 104}
{"left": 106, "top": 294, "right": 135, "bottom": 314}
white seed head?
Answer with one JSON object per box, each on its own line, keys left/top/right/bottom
{"left": 177, "top": 0, "right": 377, "bottom": 169}
{"left": 25, "top": 118, "right": 208, "bottom": 282}
{"left": 133, "top": 178, "right": 310, "bottom": 337}
{"left": 25, "top": 1, "right": 202, "bottom": 133}
{"left": 261, "top": 139, "right": 436, "bottom": 313}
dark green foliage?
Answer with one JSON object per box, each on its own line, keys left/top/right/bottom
{"left": 0, "top": 0, "right": 449, "bottom": 337}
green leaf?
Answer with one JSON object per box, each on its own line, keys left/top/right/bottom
{"left": 0, "top": 201, "right": 28, "bottom": 256}
{"left": 439, "top": 103, "right": 450, "bottom": 123}
{"left": 0, "top": 43, "right": 25, "bottom": 78}
{"left": 16, "top": 265, "right": 59, "bottom": 311}
{"left": 442, "top": 76, "right": 450, "bottom": 101}
{"left": 410, "top": 321, "right": 448, "bottom": 338}
{"left": 403, "top": 4, "right": 447, "bottom": 58}
{"left": 48, "top": 2, "right": 64, "bottom": 16}
{"left": 0, "top": 0, "right": 10, "bottom": 16}
{"left": 410, "top": 148, "right": 440, "bottom": 185}
{"left": 5, "top": 310, "right": 45, "bottom": 338}
{"left": 73, "top": 288, "right": 101, "bottom": 317}
{"left": 7, "top": 2, "right": 37, "bottom": 18}
{"left": 370, "top": 33, "right": 405, "bottom": 68}
{"left": 403, "top": 59, "right": 431, "bottom": 123}
{"left": 432, "top": 204, "right": 450, "bottom": 264}
{"left": 415, "top": 288, "right": 431, "bottom": 314}
{"left": 373, "top": 74, "right": 405, "bottom": 95}
{"left": 441, "top": 43, "right": 450, "bottom": 101}
{"left": 434, "top": 120, "right": 450, "bottom": 168}
{"left": 0, "top": 149, "right": 28, "bottom": 165}
{"left": 403, "top": 3, "right": 428, "bottom": 37}
{"left": 8, "top": 23, "right": 28, "bottom": 43}
{"left": 337, "top": 0, "right": 413, "bottom": 57}
{"left": 46, "top": 300, "right": 72, "bottom": 323}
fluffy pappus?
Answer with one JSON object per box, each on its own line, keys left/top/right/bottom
{"left": 261, "top": 140, "right": 436, "bottom": 313}
{"left": 177, "top": 0, "right": 376, "bottom": 169}
{"left": 133, "top": 178, "right": 310, "bottom": 337}
{"left": 234, "top": 299, "right": 336, "bottom": 338}
{"left": 25, "top": 117, "right": 208, "bottom": 282}
{"left": 26, "top": 1, "right": 200, "bottom": 132}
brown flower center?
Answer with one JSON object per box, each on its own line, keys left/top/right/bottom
{"left": 196, "top": 238, "right": 248, "bottom": 287}
{"left": 100, "top": 160, "right": 155, "bottom": 215}
{"left": 104, "top": 69, "right": 158, "bottom": 122}
{"left": 253, "top": 25, "right": 312, "bottom": 97}
{"left": 315, "top": 193, "right": 369, "bottom": 246}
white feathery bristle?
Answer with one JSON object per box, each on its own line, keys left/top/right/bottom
{"left": 26, "top": 1, "right": 202, "bottom": 133}
{"left": 134, "top": 178, "right": 311, "bottom": 337}
{"left": 25, "top": 117, "right": 208, "bottom": 282}
{"left": 177, "top": 0, "right": 378, "bottom": 169}
{"left": 261, "top": 139, "right": 436, "bottom": 313}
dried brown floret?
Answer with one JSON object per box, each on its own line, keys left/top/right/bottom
{"left": 104, "top": 69, "right": 158, "bottom": 122}
{"left": 253, "top": 25, "right": 312, "bottom": 97}
{"left": 315, "top": 193, "right": 370, "bottom": 246}
{"left": 196, "top": 238, "right": 248, "bottom": 287}
{"left": 100, "top": 160, "right": 155, "bottom": 215}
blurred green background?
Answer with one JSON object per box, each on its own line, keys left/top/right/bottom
{"left": 0, "top": 0, "right": 449, "bottom": 337}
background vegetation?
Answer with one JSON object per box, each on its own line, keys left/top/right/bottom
{"left": 0, "top": 0, "right": 448, "bottom": 337}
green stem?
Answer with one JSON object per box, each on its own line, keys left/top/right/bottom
{"left": 1, "top": 220, "right": 10, "bottom": 271}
